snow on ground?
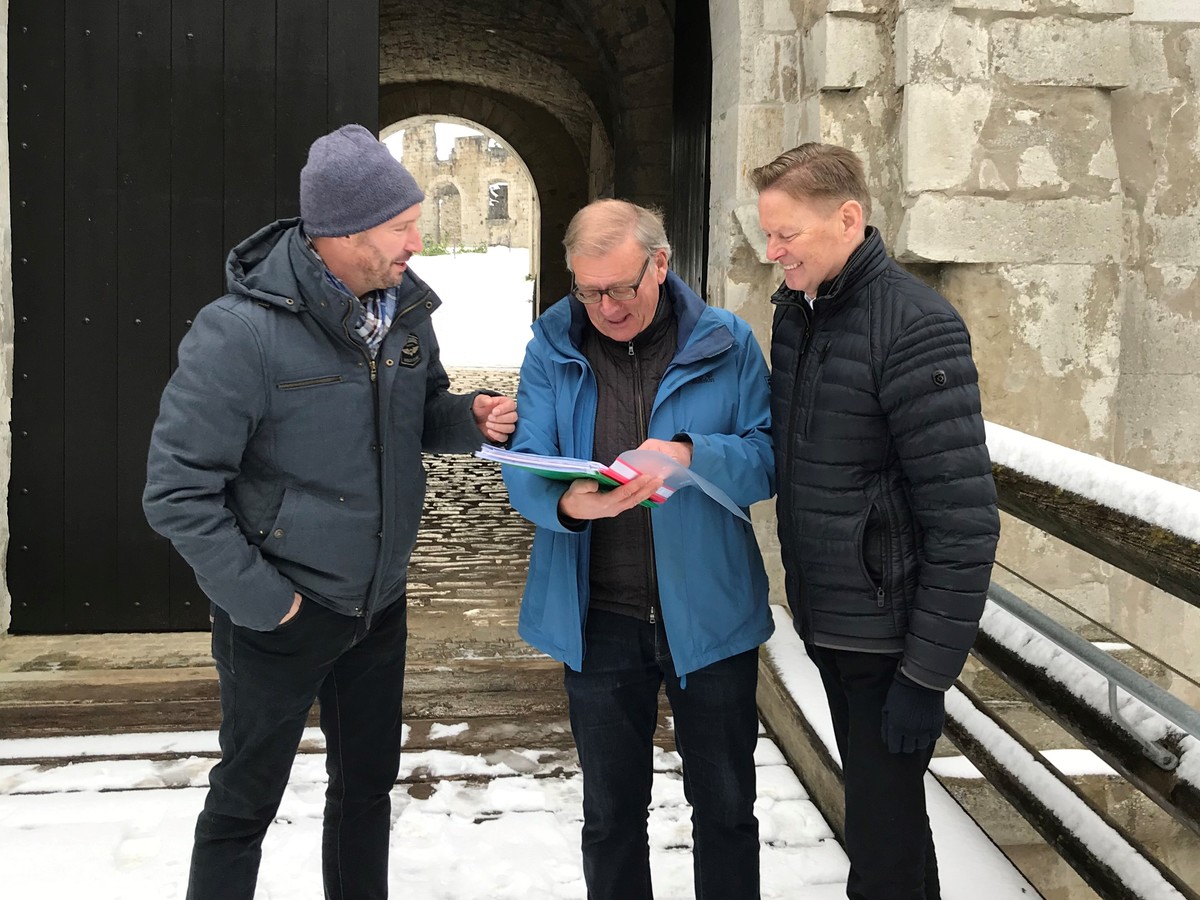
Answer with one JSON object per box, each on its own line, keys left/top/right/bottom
{"left": 0, "top": 725, "right": 848, "bottom": 899}
{"left": 411, "top": 247, "right": 536, "bottom": 370}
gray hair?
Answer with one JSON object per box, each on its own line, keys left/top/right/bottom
{"left": 563, "top": 199, "right": 671, "bottom": 270}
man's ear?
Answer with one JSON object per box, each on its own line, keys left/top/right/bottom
{"left": 654, "top": 247, "right": 669, "bottom": 283}
{"left": 839, "top": 200, "right": 864, "bottom": 237}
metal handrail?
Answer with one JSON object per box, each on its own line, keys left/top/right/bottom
{"left": 987, "top": 582, "right": 1200, "bottom": 771}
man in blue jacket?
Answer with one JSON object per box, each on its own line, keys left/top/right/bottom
{"left": 143, "top": 124, "right": 516, "bottom": 900}
{"left": 504, "top": 199, "right": 775, "bottom": 900}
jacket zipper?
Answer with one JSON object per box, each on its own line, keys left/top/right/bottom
{"left": 801, "top": 340, "right": 832, "bottom": 441}
{"left": 875, "top": 507, "right": 886, "bottom": 608}
{"left": 629, "top": 339, "right": 659, "bottom": 626}
{"left": 781, "top": 303, "right": 814, "bottom": 530}
{"left": 879, "top": 490, "right": 897, "bottom": 611}
{"left": 342, "top": 302, "right": 385, "bottom": 622}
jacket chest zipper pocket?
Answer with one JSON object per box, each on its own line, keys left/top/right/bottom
{"left": 277, "top": 374, "right": 345, "bottom": 390}
{"left": 800, "top": 341, "right": 832, "bottom": 440}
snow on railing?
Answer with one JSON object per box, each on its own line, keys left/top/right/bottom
{"left": 981, "top": 589, "right": 1200, "bottom": 789}
{"left": 945, "top": 688, "right": 1190, "bottom": 900}
{"left": 986, "top": 421, "right": 1200, "bottom": 543}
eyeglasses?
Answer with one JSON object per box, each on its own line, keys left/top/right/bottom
{"left": 571, "top": 255, "right": 652, "bottom": 305}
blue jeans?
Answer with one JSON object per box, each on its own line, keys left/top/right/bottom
{"left": 564, "top": 609, "right": 761, "bottom": 900}
{"left": 188, "top": 597, "right": 408, "bottom": 900}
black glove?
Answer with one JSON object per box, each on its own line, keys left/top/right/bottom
{"left": 881, "top": 671, "right": 945, "bottom": 754}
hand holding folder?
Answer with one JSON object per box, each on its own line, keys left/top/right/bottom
{"left": 474, "top": 445, "right": 674, "bottom": 508}
{"left": 475, "top": 445, "right": 750, "bottom": 522}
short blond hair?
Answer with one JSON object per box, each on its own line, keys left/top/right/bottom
{"left": 751, "top": 143, "right": 872, "bottom": 222}
{"left": 563, "top": 199, "right": 671, "bottom": 270}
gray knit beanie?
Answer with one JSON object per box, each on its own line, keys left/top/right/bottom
{"left": 300, "top": 124, "right": 426, "bottom": 237}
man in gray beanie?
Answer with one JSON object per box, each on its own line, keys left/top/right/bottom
{"left": 144, "top": 122, "right": 517, "bottom": 900}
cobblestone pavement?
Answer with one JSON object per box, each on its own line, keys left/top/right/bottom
{"left": 406, "top": 368, "right": 537, "bottom": 660}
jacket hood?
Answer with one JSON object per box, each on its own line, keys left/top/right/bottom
{"left": 225, "top": 218, "right": 312, "bottom": 311}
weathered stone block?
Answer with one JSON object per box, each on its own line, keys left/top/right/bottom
{"left": 1147, "top": 213, "right": 1200, "bottom": 264}
{"left": 896, "top": 195, "right": 1123, "bottom": 262}
{"left": 992, "top": 17, "right": 1131, "bottom": 87}
{"left": 901, "top": 83, "right": 992, "bottom": 192}
{"left": 803, "top": 15, "right": 886, "bottom": 90}
{"left": 975, "top": 86, "right": 1119, "bottom": 198}
{"left": 709, "top": 0, "right": 744, "bottom": 61}
{"left": 795, "top": 94, "right": 825, "bottom": 143}
{"left": 711, "top": 45, "right": 743, "bottom": 117}
{"left": 827, "top": 0, "right": 889, "bottom": 12}
{"left": 737, "top": 104, "right": 787, "bottom": 188}
{"left": 751, "top": 34, "right": 799, "bottom": 102}
{"left": 735, "top": 202, "right": 770, "bottom": 263}
{"left": 1066, "top": 0, "right": 1135, "bottom": 13}
{"left": 709, "top": 104, "right": 786, "bottom": 211}
{"left": 1128, "top": 25, "right": 1175, "bottom": 93}
{"left": 1132, "top": 0, "right": 1200, "bottom": 22}
{"left": 896, "top": 9, "right": 990, "bottom": 85}
{"left": 904, "top": 0, "right": 1027, "bottom": 10}
{"left": 763, "top": 0, "right": 798, "bottom": 33}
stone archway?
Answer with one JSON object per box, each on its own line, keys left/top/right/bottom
{"left": 380, "top": 82, "right": 589, "bottom": 312}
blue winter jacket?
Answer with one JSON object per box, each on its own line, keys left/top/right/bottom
{"left": 504, "top": 272, "right": 775, "bottom": 678}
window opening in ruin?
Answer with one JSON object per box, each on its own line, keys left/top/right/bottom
{"left": 488, "top": 182, "right": 509, "bottom": 221}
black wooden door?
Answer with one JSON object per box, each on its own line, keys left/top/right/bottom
{"left": 7, "top": 0, "right": 379, "bottom": 633}
{"left": 669, "top": 1, "right": 711, "bottom": 298}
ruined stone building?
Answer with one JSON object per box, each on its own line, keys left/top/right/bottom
{"left": 389, "top": 120, "right": 537, "bottom": 253}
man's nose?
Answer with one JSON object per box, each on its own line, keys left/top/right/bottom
{"left": 766, "top": 238, "right": 785, "bottom": 261}
{"left": 408, "top": 226, "right": 423, "bottom": 254}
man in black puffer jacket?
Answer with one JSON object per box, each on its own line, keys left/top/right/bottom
{"left": 753, "top": 144, "right": 999, "bottom": 899}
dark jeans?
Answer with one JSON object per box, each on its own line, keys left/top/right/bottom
{"left": 806, "top": 644, "right": 940, "bottom": 900}
{"left": 187, "top": 597, "right": 408, "bottom": 900}
{"left": 564, "top": 609, "right": 761, "bottom": 900}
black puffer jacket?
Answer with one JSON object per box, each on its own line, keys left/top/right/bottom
{"left": 770, "top": 227, "right": 999, "bottom": 691}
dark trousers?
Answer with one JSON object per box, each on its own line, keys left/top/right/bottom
{"left": 187, "top": 597, "right": 408, "bottom": 900}
{"left": 806, "top": 644, "right": 940, "bottom": 900}
{"left": 564, "top": 609, "right": 761, "bottom": 900}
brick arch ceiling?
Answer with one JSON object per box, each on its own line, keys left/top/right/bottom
{"left": 380, "top": 82, "right": 587, "bottom": 314}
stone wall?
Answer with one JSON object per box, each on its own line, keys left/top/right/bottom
{"left": 0, "top": 0, "right": 12, "bottom": 633}
{"left": 394, "top": 121, "right": 537, "bottom": 255}
{"left": 1112, "top": 7, "right": 1200, "bottom": 485}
